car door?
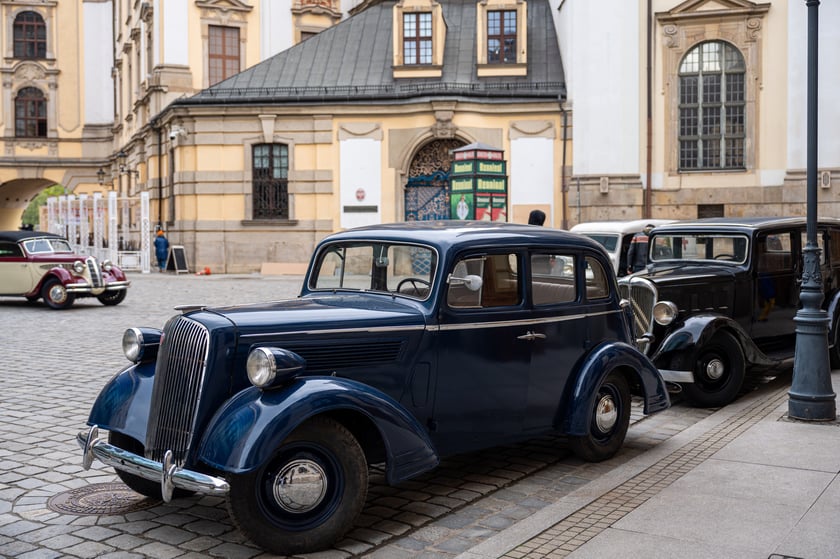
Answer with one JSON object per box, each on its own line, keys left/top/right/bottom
{"left": 526, "top": 251, "right": 609, "bottom": 432}
{"left": 752, "top": 230, "right": 798, "bottom": 347}
{"left": 432, "top": 251, "right": 531, "bottom": 455}
{"left": 0, "top": 241, "right": 35, "bottom": 294}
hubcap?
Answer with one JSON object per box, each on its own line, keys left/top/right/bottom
{"left": 594, "top": 394, "right": 618, "bottom": 433}
{"left": 272, "top": 459, "right": 328, "bottom": 514}
{"left": 705, "top": 358, "right": 726, "bottom": 380}
{"left": 49, "top": 284, "right": 67, "bottom": 303}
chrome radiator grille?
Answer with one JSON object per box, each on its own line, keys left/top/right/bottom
{"left": 619, "top": 278, "right": 657, "bottom": 354}
{"left": 86, "top": 257, "right": 102, "bottom": 288}
{"left": 145, "top": 316, "right": 210, "bottom": 466}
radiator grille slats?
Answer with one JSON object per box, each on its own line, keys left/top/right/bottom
{"left": 146, "top": 317, "right": 209, "bottom": 466}
{"left": 286, "top": 340, "right": 404, "bottom": 372}
{"left": 619, "top": 279, "right": 657, "bottom": 354}
{"left": 86, "top": 257, "right": 102, "bottom": 288}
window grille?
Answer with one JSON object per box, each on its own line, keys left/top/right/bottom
{"left": 252, "top": 144, "right": 289, "bottom": 220}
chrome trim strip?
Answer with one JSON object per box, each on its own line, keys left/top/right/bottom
{"left": 240, "top": 324, "right": 428, "bottom": 338}
{"left": 656, "top": 369, "right": 695, "bottom": 383}
{"left": 77, "top": 427, "right": 229, "bottom": 501}
{"left": 432, "top": 309, "right": 618, "bottom": 332}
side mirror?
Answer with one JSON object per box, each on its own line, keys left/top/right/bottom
{"left": 449, "top": 274, "right": 483, "bottom": 292}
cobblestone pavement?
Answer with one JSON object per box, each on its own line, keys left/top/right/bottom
{"left": 0, "top": 272, "right": 727, "bottom": 559}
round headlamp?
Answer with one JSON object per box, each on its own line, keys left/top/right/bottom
{"left": 653, "top": 301, "right": 678, "bottom": 326}
{"left": 247, "top": 347, "right": 277, "bottom": 388}
{"left": 73, "top": 260, "right": 85, "bottom": 274}
{"left": 247, "top": 347, "right": 306, "bottom": 389}
{"left": 122, "top": 327, "right": 162, "bottom": 363}
{"left": 102, "top": 260, "right": 113, "bottom": 272}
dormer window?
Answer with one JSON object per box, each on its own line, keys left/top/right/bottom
{"left": 403, "top": 12, "right": 432, "bottom": 65}
{"left": 392, "top": 0, "right": 445, "bottom": 78}
{"left": 487, "top": 10, "right": 516, "bottom": 64}
{"left": 477, "top": 0, "right": 527, "bottom": 77}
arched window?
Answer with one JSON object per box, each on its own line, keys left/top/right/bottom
{"left": 15, "top": 87, "right": 47, "bottom": 137}
{"left": 678, "top": 41, "right": 745, "bottom": 170}
{"left": 13, "top": 11, "right": 46, "bottom": 59}
{"left": 252, "top": 144, "right": 289, "bottom": 219}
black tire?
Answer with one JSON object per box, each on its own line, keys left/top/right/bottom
{"left": 107, "top": 432, "right": 193, "bottom": 499}
{"left": 226, "top": 417, "right": 368, "bottom": 555}
{"left": 568, "top": 371, "right": 631, "bottom": 462}
{"left": 829, "top": 313, "right": 840, "bottom": 370}
{"left": 681, "top": 331, "right": 745, "bottom": 408}
{"left": 41, "top": 277, "right": 75, "bottom": 309}
{"left": 25, "top": 295, "right": 39, "bottom": 303}
{"left": 98, "top": 289, "right": 127, "bottom": 306}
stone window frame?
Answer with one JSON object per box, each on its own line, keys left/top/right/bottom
{"left": 656, "top": 0, "right": 769, "bottom": 176}
{"left": 476, "top": 0, "right": 527, "bottom": 77}
{"left": 392, "top": 0, "right": 445, "bottom": 79}
{"left": 14, "top": 85, "right": 46, "bottom": 137}
{"left": 197, "top": 0, "right": 252, "bottom": 89}
{"left": 4, "top": 3, "right": 55, "bottom": 61}
{"left": 13, "top": 10, "right": 46, "bottom": 59}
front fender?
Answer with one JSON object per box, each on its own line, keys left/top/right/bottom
{"left": 87, "top": 362, "right": 155, "bottom": 444}
{"left": 653, "top": 314, "right": 774, "bottom": 368}
{"left": 199, "top": 377, "right": 439, "bottom": 484}
{"left": 29, "top": 268, "right": 72, "bottom": 297}
{"left": 562, "top": 341, "right": 669, "bottom": 436}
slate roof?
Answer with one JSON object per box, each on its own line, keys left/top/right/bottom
{"left": 178, "top": 0, "right": 565, "bottom": 106}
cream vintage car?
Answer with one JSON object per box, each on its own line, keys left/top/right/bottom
{"left": 0, "top": 230, "right": 130, "bottom": 309}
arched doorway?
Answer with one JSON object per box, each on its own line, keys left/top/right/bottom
{"left": 404, "top": 138, "right": 466, "bottom": 221}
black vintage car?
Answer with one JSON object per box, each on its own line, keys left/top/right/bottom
{"left": 619, "top": 217, "right": 840, "bottom": 407}
{"left": 78, "top": 221, "right": 669, "bottom": 555}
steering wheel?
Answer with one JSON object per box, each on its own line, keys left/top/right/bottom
{"left": 397, "top": 277, "right": 431, "bottom": 295}
{"left": 714, "top": 254, "right": 736, "bottom": 260}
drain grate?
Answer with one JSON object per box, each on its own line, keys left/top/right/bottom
{"left": 48, "top": 483, "right": 160, "bottom": 516}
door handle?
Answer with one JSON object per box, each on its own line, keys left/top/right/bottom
{"left": 517, "top": 331, "right": 546, "bottom": 341}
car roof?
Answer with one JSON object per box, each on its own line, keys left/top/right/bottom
{"left": 319, "top": 220, "right": 606, "bottom": 253}
{"left": 570, "top": 219, "right": 675, "bottom": 235}
{"left": 651, "top": 216, "right": 840, "bottom": 233}
{"left": 0, "top": 230, "right": 65, "bottom": 243}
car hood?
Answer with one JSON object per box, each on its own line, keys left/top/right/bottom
{"left": 635, "top": 263, "right": 739, "bottom": 286}
{"left": 191, "top": 293, "right": 428, "bottom": 334}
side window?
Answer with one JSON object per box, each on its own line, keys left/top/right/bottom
{"left": 531, "top": 253, "right": 576, "bottom": 306}
{"left": 584, "top": 257, "right": 609, "bottom": 300}
{"left": 448, "top": 253, "right": 520, "bottom": 309}
{"left": 0, "top": 242, "right": 23, "bottom": 257}
{"left": 830, "top": 230, "right": 840, "bottom": 267}
{"left": 757, "top": 233, "right": 792, "bottom": 273}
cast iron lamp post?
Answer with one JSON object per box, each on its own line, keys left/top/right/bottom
{"left": 788, "top": 0, "right": 836, "bottom": 421}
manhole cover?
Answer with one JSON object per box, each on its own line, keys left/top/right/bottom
{"left": 48, "top": 482, "right": 160, "bottom": 515}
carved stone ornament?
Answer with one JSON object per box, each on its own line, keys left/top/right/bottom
{"left": 15, "top": 63, "right": 46, "bottom": 82}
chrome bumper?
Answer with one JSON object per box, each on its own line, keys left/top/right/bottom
{"left": 656, "top": 369, "right": 695, "bottom": 383}
{"left": 66, "top": 280, "right": 131, "bottom": 293}
{"left": 77, "top": 425, "right": 229, "bottom": 502}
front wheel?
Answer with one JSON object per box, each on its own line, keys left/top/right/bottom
{"left": 568, "top": 371, "right": 631, "bottom": 462}
{"left": 681, "top": 331, "right": 745, "bottom": 408}
{"left": 227, "top": 417, "right": 368, "bottom": 555}
{"left": 41, "top": 277, "right": 75, "bottom": 309}
{"left": 98, "top": 289, "right": 127, "bottom": 306}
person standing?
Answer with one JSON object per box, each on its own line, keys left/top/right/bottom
{"left": 528, "top": 209, "right": 546, "bottom": 226}
{"left": 627, "top": 223, "right": 654, "bottom": 273}
{"left": 154, "top": 229, "right": 169, "bottom": 272}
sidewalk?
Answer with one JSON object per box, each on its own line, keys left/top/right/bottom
{"left": 457, "top": 371, "right": 840, "bottom": 559}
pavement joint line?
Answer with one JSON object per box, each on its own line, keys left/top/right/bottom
{"left": 455, "top": 378, "right": 792, "bottom": 559}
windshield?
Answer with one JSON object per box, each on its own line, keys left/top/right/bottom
{"left": 23, "top": 238, "right": 74, "bottom": 254}
{"left": 309, "top": 241, "right": 437, "bottom": 300}
{"left": 650, "top": 233, "right": 750, "bottom": 265}
{"left": 582, "top": 233, "right": 619, "bottom": 252}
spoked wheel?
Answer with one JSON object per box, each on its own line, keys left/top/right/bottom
{"left": 681, "top": 331, "right": 745, "bottom": 408}
{"left": 227, "top": 417, "right": 368, "bottom": 555}
{"left": 98, "top": 289, "right": 127, "bottom": 306}
{"left": 41, "top": 277, "right": 75, "bottom": 309}
{"left": 568, "top": 371, "right": 631, "bottom": 462}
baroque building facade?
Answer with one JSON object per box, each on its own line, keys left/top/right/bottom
{"left": 0, "top": 0, "right": 838, "bottom": 273}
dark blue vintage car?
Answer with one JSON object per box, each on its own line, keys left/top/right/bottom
{"left": 78, "top": 221, "right": 669, "bottom": 554}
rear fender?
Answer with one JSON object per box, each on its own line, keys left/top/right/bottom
{"left": 561, "top": 341, "right": 669, "bottom": 436}
{"left": 199, "top": 376, "right": 439, "bottom": 484}
{"left": 86, "top": 362, "right": 155, "bottom": 444}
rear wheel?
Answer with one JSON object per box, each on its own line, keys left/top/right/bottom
{"left": 41, "top": 277, "right": 74, "bottom": 309}
{"left": 681, "top": 331, "right": 745, "bottom": 408}
{"left": 568, "top": 371, "right": 631, "bottom": 462}
{"left": 227, "top": 417, "right": 368, "bottom": 555}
